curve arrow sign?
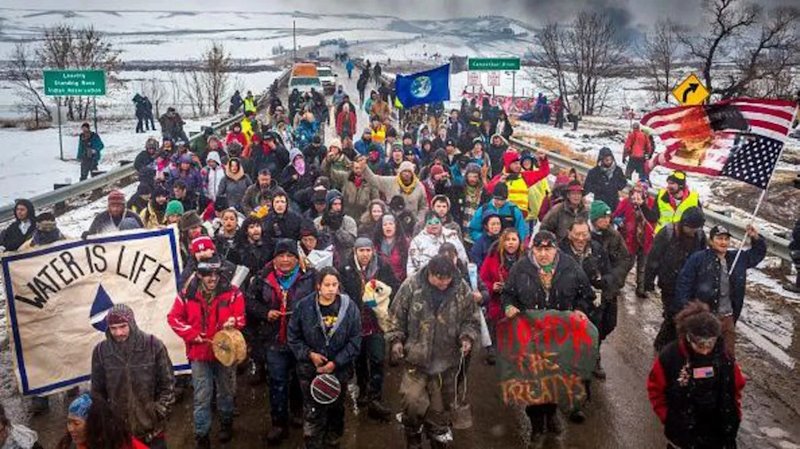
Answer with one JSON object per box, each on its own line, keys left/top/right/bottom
{"left": 682, "top": 83, "right": 699, "bottom": 104}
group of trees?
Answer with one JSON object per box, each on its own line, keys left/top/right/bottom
{"left": 9, "top": 25, "right": 120, "bottom": 121}
{"left": 8, "top": 25, "right": 236, "bottom": 123}
{"left": 533, "top": 0, "right": 799, "bottom": 115}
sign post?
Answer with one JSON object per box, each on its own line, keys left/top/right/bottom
{"left": 56, "top": 99, "right": 63, "bottom": 161}
{"left": 43, "top": 69, "right": 107, "bottom": 163}
{"left": 487, "top": 72, "right": 500, "bottom": 97}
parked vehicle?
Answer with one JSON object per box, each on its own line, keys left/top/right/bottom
{"left": 289, "top": 63, "right": 322, "bottom": 93}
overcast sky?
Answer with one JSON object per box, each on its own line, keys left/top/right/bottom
{"left": 3, "top": 0, "right": 798, "bottom": 28}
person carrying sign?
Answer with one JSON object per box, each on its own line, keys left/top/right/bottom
{"left": 91, "top": 304, "right": 175, "bottom": 449}
{"left": 502, "top": 230, "right": 595, "bottom": 443}
{"left": 167, "top": 256, "right": 245, "bottom": 449}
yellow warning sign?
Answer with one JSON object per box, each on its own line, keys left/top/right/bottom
{"left": 672, "top": 73, "right": 709, "bottom": 106}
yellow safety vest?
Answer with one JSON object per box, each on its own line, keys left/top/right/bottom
{"left": 655, "top": 189, "right": 700, "bottom": 234}
{"left": 507, "top": 176, "right": 529, "bottom": 216}
{"left": 244, "top": 97, "right": 256, "bottom": 113}
{"left": 526, "top": 178, "right": 550, "bottom": 221}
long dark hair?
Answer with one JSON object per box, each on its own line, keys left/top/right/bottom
{"left": 372, "top": 213, "right": 409, "bottom": 257}
{"left": 57, "top": 394, "right": 133, "bottom": 449}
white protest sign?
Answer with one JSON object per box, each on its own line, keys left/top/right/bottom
{"left": 488, "top": 72, "right": 501, "bottom": 87}
{"left": 1, "top": 227, "right": 186, "bottom": 395}
{"left": 467, "top": 72, "right": 482, "bottom": 86}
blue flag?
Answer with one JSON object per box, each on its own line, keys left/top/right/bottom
{"left": 395, "top": 64, "right": 450, "bottom": 108}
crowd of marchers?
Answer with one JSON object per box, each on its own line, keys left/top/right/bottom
{"left": 0, "top": 59, "right": 791, "bottom": 449}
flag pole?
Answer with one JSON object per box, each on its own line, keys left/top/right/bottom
{"left": 728, "top": 102, "right": 799, "bottom": 275}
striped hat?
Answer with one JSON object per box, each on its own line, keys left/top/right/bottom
{"left": 310, "top": 373, "right": 341, "bottom": 405}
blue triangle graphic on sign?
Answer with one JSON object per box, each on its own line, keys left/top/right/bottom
{"left": 89, "top": 284, "right": 115, "bottom": 332}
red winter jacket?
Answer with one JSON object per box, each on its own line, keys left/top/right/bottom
{"left": 336, "top": 109, "right": 357, "bottom": 138}
{"left": 479, "top": 246, "right": 518, "bottom": 322}
{"left": 225, "top": 132, "right": 248, "bottom": 150}
{"left": 623, "top": 129, "right": 652, "bottom": 160}
{"left": 167, "top": 276, "right": 246, "bottom": 362}
{"left": 647, "top": 339, "right": 745, "bottom": 425}
{"left": 613, "top": 197, "right": 656, "bottom": 255}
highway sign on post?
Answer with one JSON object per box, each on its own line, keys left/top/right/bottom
{"left": 468, "top": 58, "right": 520, "bottom": 71}
{"left": 487, "top": 72, "right": 501, "bottom": 87}
{"left": 43, "top": 70, "right": 106, "bottom": 97}
{"left": 672, "top": 73, "right": 709, "bottom": 106}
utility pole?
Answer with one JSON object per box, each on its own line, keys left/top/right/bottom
{"left": 293, "top": 20, "right": 297, "bottom": 62}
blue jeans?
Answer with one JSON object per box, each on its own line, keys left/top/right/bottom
{"left": 191, "top": 360, "right": 235, "bottom": 437}
{"left": 266, "top": 348, "right": 301, "bottom": 425}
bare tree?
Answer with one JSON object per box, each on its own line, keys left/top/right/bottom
{"left": 202, "top": 42, "right": 231, "bottom": 114}
{"left": 679, "top": 0, "right": 799, "bottom": 99}
{"left": 140, "top": 77, "right": 166, "bottom": 119}
{"left": 642, "top": 20, "right": 682, "bottom": 103}
{"left": 533, "top": 12, "right": 628, "bottom": 116}
{"left": 718, "top": 6, "right": 800, "bottom": 98}
{"left": 35, "top": 25, "right": 120, "bottom": 120}
{"left": 179, "top": 69, "right": 207, "bottom": 117}
{"left": 8, "top": 43, "right": 52, "bottom": 120}
{"left": 567, "top": 12, "right": 628, "bottom": 115}
{"left": 532, "top": 24, "right": 569, "bottom": 105}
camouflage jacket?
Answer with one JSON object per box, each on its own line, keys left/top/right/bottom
{"left": 386, "top": 266, "right": 480, "bottom": 373}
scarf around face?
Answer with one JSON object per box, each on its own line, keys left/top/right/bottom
{"left": 397, "top": 174, "right": 418, "bottom": 195}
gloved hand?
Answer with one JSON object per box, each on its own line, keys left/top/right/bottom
{"left": 391, "top": 341, "right": 404, "bottom": 362}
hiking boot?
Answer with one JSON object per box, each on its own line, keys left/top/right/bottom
{"left": 593, "top": 358, "right": 607, "bottom": 380}
{"left": 786, "top": 275, "right": 800, "bottom": 293}
{"left": 545, "top": 413, "right": 564, "bottom": 435}
{"left": 568, "top": 410, "right": 586, "bottom": 424}
{"left": 404, "top": 427, "right": 423, "bottom": 449}
{"left": 266, "top": 425, "right": 288, "bottom": 445}
{"left": 530, "top": 411, "right": 545, "bottom": 437}
{"left": 219, "top": 420, "right": 234, "bottom": 443}
{"left": 195, "top": 434, "right": 210, "bottom": 449}
{"left": 249, "top": 364, "right": 267, "bottom": 386}
{"left": 367, "top": 400, "right": 393, "bottom": 422}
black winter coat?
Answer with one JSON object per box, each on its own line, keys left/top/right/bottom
{"left": 675, "top": 237, "right": 766, "bottom": 321}
{"left": 0, "top": 199, "right": 36, "bottom": 251}
{"left": 262, "top": 210, "right": 304, "bottom": 244}
{"left": 247, "top": 264, "right": 316, "bottom": 349}
{"left": 339, "top": 253, "right": 400, "bottom": 335}
{"left": 650, "top": 340, "right": 742, "bottom": 449}
{"left": 502, "top": 250, "right": 595, "bottom": 314}
{"left": 288, "top": 293, "right": 362, "bottom": 380}
{"left": 249, "top": 144, "right": 289, "bottom": 180}
{"left": 559, "top": 239, "right": 610, "bottom": 290}
{"left": 645, "top": 224, "right": 707, "bottom": 303}
{"left": 583, "top": 148, "right": 627, "bottom": 211}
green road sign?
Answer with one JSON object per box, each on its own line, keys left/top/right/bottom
{"left": 43, "top": 70, "right": 106, "bottom": 96}
{"left": 468, "top": 58, "right": 520, "bottom": 71}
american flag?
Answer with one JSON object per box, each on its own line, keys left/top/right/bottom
{"left": 642, "top": 98, "right": 797, "bottom": 188}
{"left": 720, "top": 134, "right": 783, "bottom": 189}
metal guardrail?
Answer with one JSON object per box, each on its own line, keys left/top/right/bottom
{"left": 509, "top": 136, "right": 793, "bottom": 263}
{"left": 0, "top": 68, "right": 292, "bottom": 224}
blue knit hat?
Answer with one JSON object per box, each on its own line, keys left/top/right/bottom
{"left": 68, "top": 393, "right": 92, "bottom": 420}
